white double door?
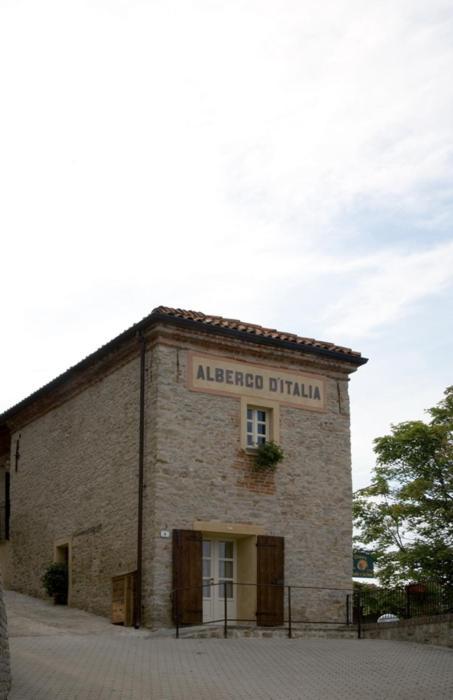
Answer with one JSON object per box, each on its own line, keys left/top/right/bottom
{"left": 202, "top": 539, "right": 237, "bottom": 623}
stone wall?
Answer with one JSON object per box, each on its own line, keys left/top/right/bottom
{"left": 145, "top": 337, "right": 355, "bottom": 627}
{"left": 363, "top": 614, "right": 453, "bottom": 648}
{"left": 0, "top": 580, "right": 11, "bottom": 699}
{"left": 10, "top": 354, "right": 144, "bottom": 618}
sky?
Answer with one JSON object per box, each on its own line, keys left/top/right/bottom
{"left": 1, "top": 0, "right": 452, "bottom": 490}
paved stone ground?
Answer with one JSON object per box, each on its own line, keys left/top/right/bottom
{"left": 6, "top": 591, "right": 453, "bottom": 699}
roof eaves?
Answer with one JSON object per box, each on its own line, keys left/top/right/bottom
{"left": 0, "top": 307, "right": 367, "bottom": 426}
{"left": 152, "top": 311, "right": 368, "bottom": 366}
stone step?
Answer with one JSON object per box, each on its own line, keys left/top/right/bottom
{"left": 175, "top": 624, "right": 357, "bottom": 640}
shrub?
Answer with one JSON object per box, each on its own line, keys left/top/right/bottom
{"left": 42, "top": 562, "right": 68, "bottom": 601}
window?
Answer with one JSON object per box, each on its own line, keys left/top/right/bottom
{"left": 240, "top": 397, "right": 280, "bottom": 451}
{"left": 246, "top": 408, "right": 269, "bottom": 447}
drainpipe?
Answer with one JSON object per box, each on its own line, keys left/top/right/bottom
{"left": 135, "top": 332, "right": 146, "bottom": 628}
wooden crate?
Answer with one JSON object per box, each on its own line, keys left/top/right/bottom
{"left": 112, "top": 571, "right": 137, "bottom": 626}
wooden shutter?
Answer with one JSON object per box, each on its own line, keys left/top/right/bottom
{"left": 172, "top": 529, "right": 202, "bottom": 625}
{"left": 256, "top": 535, "right": 284, "bottom": 626}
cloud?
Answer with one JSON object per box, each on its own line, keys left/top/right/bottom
{"left": 323, "top": 242, "right": 453, "bottom": 338}
{"left": 2, "top": 0, "right": 452, "bottom": 253}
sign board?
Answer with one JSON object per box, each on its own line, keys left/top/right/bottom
{"left": 188, "top": 353, "right": 326, "bottom": 411}
{"left": 353, "top": 552, "right": 374, "bottom": 578}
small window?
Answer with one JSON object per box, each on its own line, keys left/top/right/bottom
{"left": 246, "top": 407, "right": 269, "bottom": 447}
{"left": 240, "top": 397, "right": 279, "bottom": 451}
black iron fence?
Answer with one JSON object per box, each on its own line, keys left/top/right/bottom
{"left": 354, "top": 582, "right": 453, "bottom": 638}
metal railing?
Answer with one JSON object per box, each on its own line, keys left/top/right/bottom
{"left": 354, "top": 582, "right": 453, "bottom": 637}
{"left": 171, "top": 582, "right": 355, "bottom": 639}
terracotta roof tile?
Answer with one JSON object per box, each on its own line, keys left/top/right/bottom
{"left": 153, "top": 306, "right": 361, "bottom": 358}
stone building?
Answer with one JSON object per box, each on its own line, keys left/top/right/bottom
{"left": 0, "top": 307, "right": 367, "bottom": 629}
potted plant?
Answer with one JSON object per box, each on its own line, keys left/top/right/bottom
{"left": 253, "top": 441, "right": 284, "bottom": 472}
{"left": 42, "top": 562, "right": 68, "bottom": 605}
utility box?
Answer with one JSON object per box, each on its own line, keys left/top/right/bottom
{"left": 112, "top": 571, "right": 137, "bottom": 626}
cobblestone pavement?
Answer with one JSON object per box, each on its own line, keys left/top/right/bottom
{"left": 6, "top": 591, "right": 453, "bottom": 700}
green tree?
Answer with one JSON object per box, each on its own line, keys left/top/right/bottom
{"left": 353, "top": 386, "right": 453, "bottom": 587}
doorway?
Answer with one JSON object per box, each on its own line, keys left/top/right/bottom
{"left": 202, "top": 539, "right": 236, "bottom": 623}
{"left": 54, "top": 542, "right": 70, "bottom": 605}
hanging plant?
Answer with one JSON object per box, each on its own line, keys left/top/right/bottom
{"left": 253, "top": 441, "right": 284, "bottom": 472}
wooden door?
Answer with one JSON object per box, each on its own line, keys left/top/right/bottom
{"left": 172, "top": 529, "right": 202, "bottom": 624}
{"left": 111, "top": 572, "right": 136, "bottom": 626}
{"left": 112, "top": 576, "right": 126, "bottom": 624}
{"left": 256, "top": 535, "right": 284, "bottom": 626}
